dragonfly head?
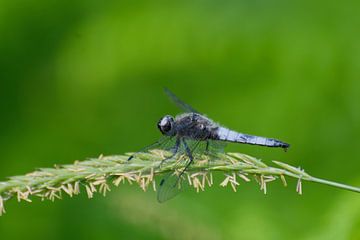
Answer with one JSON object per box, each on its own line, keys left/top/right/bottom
{"left": 157, "top": 115, "right": 176, "bottom": 136}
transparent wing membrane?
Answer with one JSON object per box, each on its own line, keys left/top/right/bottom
{"left": 157, "top": 158, "right": 188, "bottom": 203}
{"left": 164, "top": 88, "right": 199, "bottom": 113}
{"left": 128, "top": 136, "right": 176, "bottom": 160}
{"left": 181, "top": 139, "right": 227, "bottom": 158}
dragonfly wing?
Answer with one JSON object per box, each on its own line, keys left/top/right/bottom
{"left": 157, "top": 146, "right": 190, "bottom": 203}
{"left": 128, "top": 136, "right": 177, "bottom": 160}
{"left": 157, "top": 171, "right": 183, "bottom": 203}
{"left": 207, "top": 140, "right": 227, "bottom": 154}
{"left": 164, "top": 88, "right": 199, "bottom": 113}
{"left": 181, "top": 138, "right": 227, "bottom": 157}
{"left": 157, "top": 138, "right": 204, "bottom": 202}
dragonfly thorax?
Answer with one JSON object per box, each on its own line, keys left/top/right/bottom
{"left": 157, "top": 115, "right": 176, "bottom": 136}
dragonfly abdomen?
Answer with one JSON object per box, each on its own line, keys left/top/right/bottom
{"left": 216, "top": 127, "right": 290, "bottom": 149}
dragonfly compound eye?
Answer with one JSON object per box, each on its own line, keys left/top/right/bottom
{"left": 157, "top": 115, "right": 174, "bottom": 135}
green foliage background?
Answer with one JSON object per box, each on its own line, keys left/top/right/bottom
{"left": 0, "top": 1, "right": 359, "bottom": 239}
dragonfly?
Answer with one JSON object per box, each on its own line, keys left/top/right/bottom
{"left": 128, "top": 88, "right": 290, "bottom": 202}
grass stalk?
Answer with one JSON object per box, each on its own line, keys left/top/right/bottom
{"left": 0, "top": 150, "right": 358, "bottom": 216}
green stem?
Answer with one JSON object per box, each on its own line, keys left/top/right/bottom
{"left": 308, "top": 177, "right": 360, "bottom": 193}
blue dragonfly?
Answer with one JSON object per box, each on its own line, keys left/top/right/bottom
{"left": 129, "top": 88, "right": 290, "bottom": 202}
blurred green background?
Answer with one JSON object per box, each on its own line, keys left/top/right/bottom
{"left": 0, "top": 1, "right": 359, "bottom": 239}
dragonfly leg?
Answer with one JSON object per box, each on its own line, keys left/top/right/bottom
{"left": 205, "top": 140, "right": 210, "bottom": 152}
{"left": 178, "top": 139, "right": 194, "bottom": 178}
{"left": 160, "top": 138, "right": 181, "bottom": 168}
